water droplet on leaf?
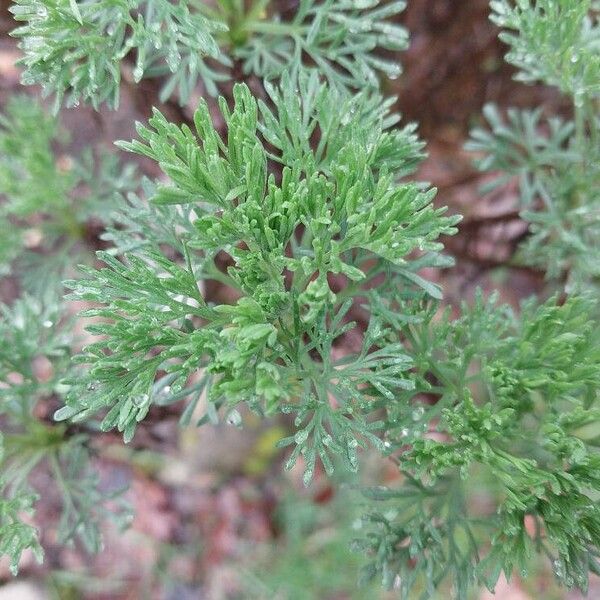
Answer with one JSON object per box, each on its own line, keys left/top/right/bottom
{"left": 412, "top": 406, "right": 425, "bottom": 421}
{"left": 226, "top": 409, "right": 242, "bottom": 427}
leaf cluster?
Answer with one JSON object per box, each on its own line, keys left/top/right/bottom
{"left": 222, "top": 0, "right": 408, "bottom": 89}
{"left": 10, "top": 0, "right": 226, "bottom": 108}
{"left": 351, "top": 2, "right": 600, "bottom": 597}
{"left": 467, "top": 0, "right": 600, "bottom": 293}
{"left": 10, "top": 0, "right": 408, "bottom": 109}
{"left": 467, "top": 103, "right": 600, "bottom": 291}
{"left": 59, "top": 74, "right": 458, "bottom": 485}
{"left": 357, "top": 293, "right": 600, "bottom": 597}
{"left": 490, "top": 0, "right": 600, "bottom": 101}
{"left": 0, "top": 95, "right": 137, "bottom": 281}
{"left": 0, "top": 294, "right": 130, "bottom": 574}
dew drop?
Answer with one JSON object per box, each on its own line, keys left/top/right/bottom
{"left": 387, "top": 65, "right": 401, "bottom": 80}
{"left": 226, "top": 409, "right": 242, "bottom": 427}
{"left": 133, "top": 65, "right": 144, "bottom": 82}
{"left": 167, "top": 50, "right": 181, "bottom": 71}
{"left": 552, "top": 558, "right": 565, "bottom": 580}
{"left": 133, "top": 393, "right": 149, "bottom": 407}
{"left": 303, "top": 467, "right": 314, "bottom": 486}
{"left": 411, "top": 406, "right": 425, "bottom": 421}
{"left": 295, "top": 429, "right": 309, "bottom": 444}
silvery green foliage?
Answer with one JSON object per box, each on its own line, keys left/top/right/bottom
{"left": 10, "top": 0, "right": 407, "bottom": 109}
{"left": 0, "top": 96, "right": 136, "bottom": 567}
{"left": 10, "top": 0, "right": 226, "bottom": 108}
{"left": 228, "top": 0, "right": 408, "bottom": 88}
{"left": 357, "top": 291, "right": 600, "bottom": 596}
{"left": 0, "top": 295, "right": 130, "bottom": 574}
{"left": 468, "top": 2, "right": 600, "bottom": 292}
{"left": 490, "top": 0, "right": 600, "bottom": 101}
{"left": 0, "top": 95, "right": 137, "bottom": 281}
{"left": 351, "top": 2, "right": 600, "bottom": 597}
{"left": 59, "top": 74, "right": 459, "bottom": 479}
{"left": 0, "top": 476, "right": 43, "bottom": 576}
{"left": 0, "top": 95, "right": 71, "bottom": 273}
{"left": 466, "top": 104, "right": 600, "bottom": 290}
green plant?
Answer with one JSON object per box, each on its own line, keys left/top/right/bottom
{"left": 0, "top": 95, "right": 137, "bottom": 284}
{"left": 0, "top": 98, "right": 133, "bottom": 575}
{"left": 354, "top": 2, "right": 600, "bottom": 596}
{"left": 0, "top": 293, "right": 130, "bottom": 575}
{"left": 59, "top": 72, "right": 457, "bottom": 460}
{"left": 356, "top": 292, "right": 600, "bottom": 596}
{"left": 1, "top": 1, "right": 599, "bottom": 598}
{"left": 467, "top": 0, "right": 600, "bottom": 292}
{"left": 10, "top": 0, "right": 408, "bottom": 108}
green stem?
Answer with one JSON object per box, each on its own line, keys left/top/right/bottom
{"left": 203, "top": 263, "right": 242, "bottom": 291}
{"left": 243, "top": 20, "right": 305, "bottom": 37}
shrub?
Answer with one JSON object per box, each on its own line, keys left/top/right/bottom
{"left": 1, "top": 1, "right": 599, "bottom": 598}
